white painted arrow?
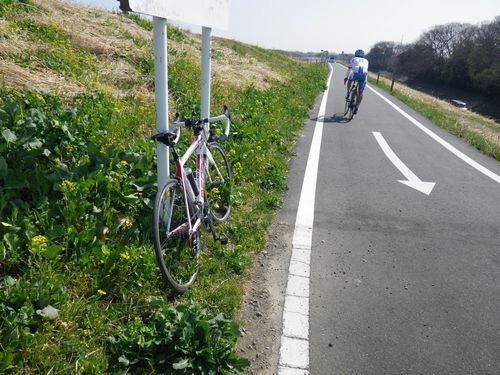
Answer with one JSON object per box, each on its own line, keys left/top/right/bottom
{"left": 373, "top": 132, "right": 436, "bottom": 195}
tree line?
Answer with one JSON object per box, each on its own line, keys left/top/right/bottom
{"left": 366, "top": 16, "right": 500, "bottom": 97}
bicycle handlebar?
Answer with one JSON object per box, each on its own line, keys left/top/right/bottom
{"left": 153, "top": 106, "right": 231, "bottom": 147}
{"left": 171, "top": 105, "right": 231, "bottom": 142}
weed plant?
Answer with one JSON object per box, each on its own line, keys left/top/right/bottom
{"left": 0, "top": 3, "right": 329, "bottom": 373}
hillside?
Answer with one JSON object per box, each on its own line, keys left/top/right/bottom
{"left": 0, "top": 0, "right": 328, "bottom": 373}
{"left": 0, "top": 0, "right": 288, "bottom": 113}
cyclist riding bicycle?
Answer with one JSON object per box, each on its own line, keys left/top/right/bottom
{"left": 344, "top": 49, "right": 369, "bottom": 115}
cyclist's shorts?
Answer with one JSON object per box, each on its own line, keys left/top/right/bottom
{"left": 350, "top": 72, "right": 367, "bottom": 90}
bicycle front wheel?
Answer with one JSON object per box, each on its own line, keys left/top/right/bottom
{"left": 206, "top": 142, "right": 233, "bottom": 223}
{"left": 153, "top": 178, "right": 200, "bottom": 293}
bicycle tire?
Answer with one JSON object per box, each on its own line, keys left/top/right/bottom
{"left": 348, "top": 91, "right": 357, "bottom": 120}
{"left": 153, "top": 178, "right": 200, "bottom": 293}
{"left": 206, "top": 142, "right": 233, "bottom": 223}
{"left": 344, "top": 94, "right": 350, "bottom": 116}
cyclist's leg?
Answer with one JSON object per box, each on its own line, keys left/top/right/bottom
{"left": 355, "top": 74, "right": 367, "bottom": 108}
{"left": 346, "top": 72, "right": 354, "bottom": 98}
{"left": 356, "top": 87, "right": 364, "bottom": 107}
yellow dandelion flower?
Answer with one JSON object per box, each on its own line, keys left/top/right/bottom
{"left": 120, "top": 252, "right": 130, "bottom": 260}
{"left": 59, "top": 179, "right": 75, "bottom": 192}
{"left": 234, "top": 162, "right": 243, "bottom": 174}
{"left": 31, "top": 235, "right": 48, "bottom": 252}
{"left": 97, "top": 289, "right": 106, "bottom": 296}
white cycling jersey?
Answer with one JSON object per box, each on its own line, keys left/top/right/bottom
{"left": 346, "top": 57, "right": 369, "bottom": 77}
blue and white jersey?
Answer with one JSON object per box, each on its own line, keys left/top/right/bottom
{"left": 349, "top": 57, "right": 369, "bottom": 76}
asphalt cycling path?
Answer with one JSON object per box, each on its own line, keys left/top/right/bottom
{"left": 301, "top": 63, "right": 500, "bottom": 374}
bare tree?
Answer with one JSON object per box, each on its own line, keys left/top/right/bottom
{"left": 366, "top": 41, "right": 397, "bottom": 72}
{"left": 419, "top": 22, "right": 475, "bottom": 59}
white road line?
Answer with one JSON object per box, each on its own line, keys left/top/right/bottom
{"left": 278, "top": 64, "right": 333, "bottom": 374}
{"left": 373, "top": 132, "right": 436, "bottom": 195}
{"left": 367, "top": 85, "right": 500, "bottom": 184}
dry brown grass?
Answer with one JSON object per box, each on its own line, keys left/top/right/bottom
{"left": 0, "top": 0, "right": 285, "bottom": 100}
{"left": 369, "top": 72, "right": 499, "bottom": 151}
{"left": 211, "top": 49, "right": 284, "bottom": 90}
{"left": 0, "top": 58, "right": 84, "bottom": 95}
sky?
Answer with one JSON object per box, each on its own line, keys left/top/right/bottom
{"left": 68, "top": 0, "right": 500, "bottom": 54}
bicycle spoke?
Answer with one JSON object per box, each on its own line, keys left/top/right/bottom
{"left": 153, "top": 179, "right": 199, "bottom": 293}
{"left": 206, "top": 142, "right": 232, "bottom": 222}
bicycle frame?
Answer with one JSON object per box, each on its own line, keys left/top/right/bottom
{"left": 174, "top": 133, "right": 204, "bottom": 237}
{"left": 347, "top": 80, "right": 359, "bottom": 101}
{"left": 152, "top": 107, "right": 232, "bottom": 292}
{"left": 170, "top": 119, "right": 229, "bottom": 240}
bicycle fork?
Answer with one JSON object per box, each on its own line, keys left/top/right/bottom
{"left": 182, "top": 170, "right": 227, "bottom": 246}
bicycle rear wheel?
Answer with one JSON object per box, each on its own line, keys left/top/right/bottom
{"left": 348, "top": 91, "right": 357, "bottom": 120}
{"left": 206, "top": 142, "right": 233, "bottom": 223}
{"left": 344, "top": 94, "right": 350, "bottom": 116}
{"left": 153, "top": 178, "right": 200, "bottom": 293}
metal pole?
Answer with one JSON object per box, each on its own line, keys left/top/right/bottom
{"left": 201, "top": 26, "right": 212, "bottom": 126}
{"left": 153, "top": 17, "right": 169, "bottom": 186}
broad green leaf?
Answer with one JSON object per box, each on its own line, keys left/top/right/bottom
{"left": 42, "top": 245, "right": 63, "bottom": 259}
{"left": 23, "top": 139, "right": 43, "bottom": 150}
{"left": 172, "top": 358, "right": 190, "bottom": 370}
{"left": 0, "top": 157, "right": 7, "bottom": 177}
{"left": 3, "top": 233, "right": 19, "bottom": 252}
{"left": 146, "top": 296, "right": 165, "bottom": 307}
{"left": 196, "top": 320, "right": 211, "bottom": 342}
{"left": 1, "top": 128, "right": 16, "bottom": 143}
{"left": 118, "top": 355, "right": 129, "bottom": 367}
{"left": 229, "top": 357, "right": 251, "bottom": 370}
{"left": 0, "top": 242, "right": 4, "bottom": 261}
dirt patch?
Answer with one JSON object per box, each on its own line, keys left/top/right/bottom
{"left": 236, "top": 220, "right": 294, "bottom": 374}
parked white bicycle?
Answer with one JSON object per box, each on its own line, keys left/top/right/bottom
{"left": 151, "top": 106, "right": 233, "bottom": 293}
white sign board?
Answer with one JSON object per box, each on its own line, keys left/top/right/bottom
{"left": 119, "top": 0, "right": 230, "bottom": 30}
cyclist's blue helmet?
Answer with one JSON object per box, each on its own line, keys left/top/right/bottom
{"left": 355, "top": 49, "right": 365, "bottom": 58}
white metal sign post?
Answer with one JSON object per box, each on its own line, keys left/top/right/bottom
{"left": 152, "top": 17, "right": 169, "bottom": 184}
{"left": 201, "top": 26, "right": 212, "bottom": 120}
{"left": 118, "top": 0, "right": 230, "bottom": 187}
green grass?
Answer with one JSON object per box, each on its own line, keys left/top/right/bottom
{"left": 16, "top": 20, "right": 67, "bottom": 43}
{"left": 0, "top": 0, "right": 36, "bottom": 17}
{"left": 368, "top": 76, "right": 500, "bottom": 161}
{"left": 0, "top": 4, "right": 329, "bottom": 371}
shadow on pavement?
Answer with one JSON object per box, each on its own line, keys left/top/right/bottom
{"left": 311, "top": 113, "right": 351, "bottom": 124}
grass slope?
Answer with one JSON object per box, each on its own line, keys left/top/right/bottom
{"left": 0, "top": 0, "right": 328, "bottom": 373}
{"left": 367, "top": 73, "right": 500, "bottom": 161}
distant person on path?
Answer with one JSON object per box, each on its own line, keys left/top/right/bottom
{"left": 344, "top": 49, "right": 369, "bottom": 114}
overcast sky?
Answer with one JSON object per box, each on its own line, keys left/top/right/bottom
{"left": 68, "top": 0, "right": 499, "bottom": 54}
